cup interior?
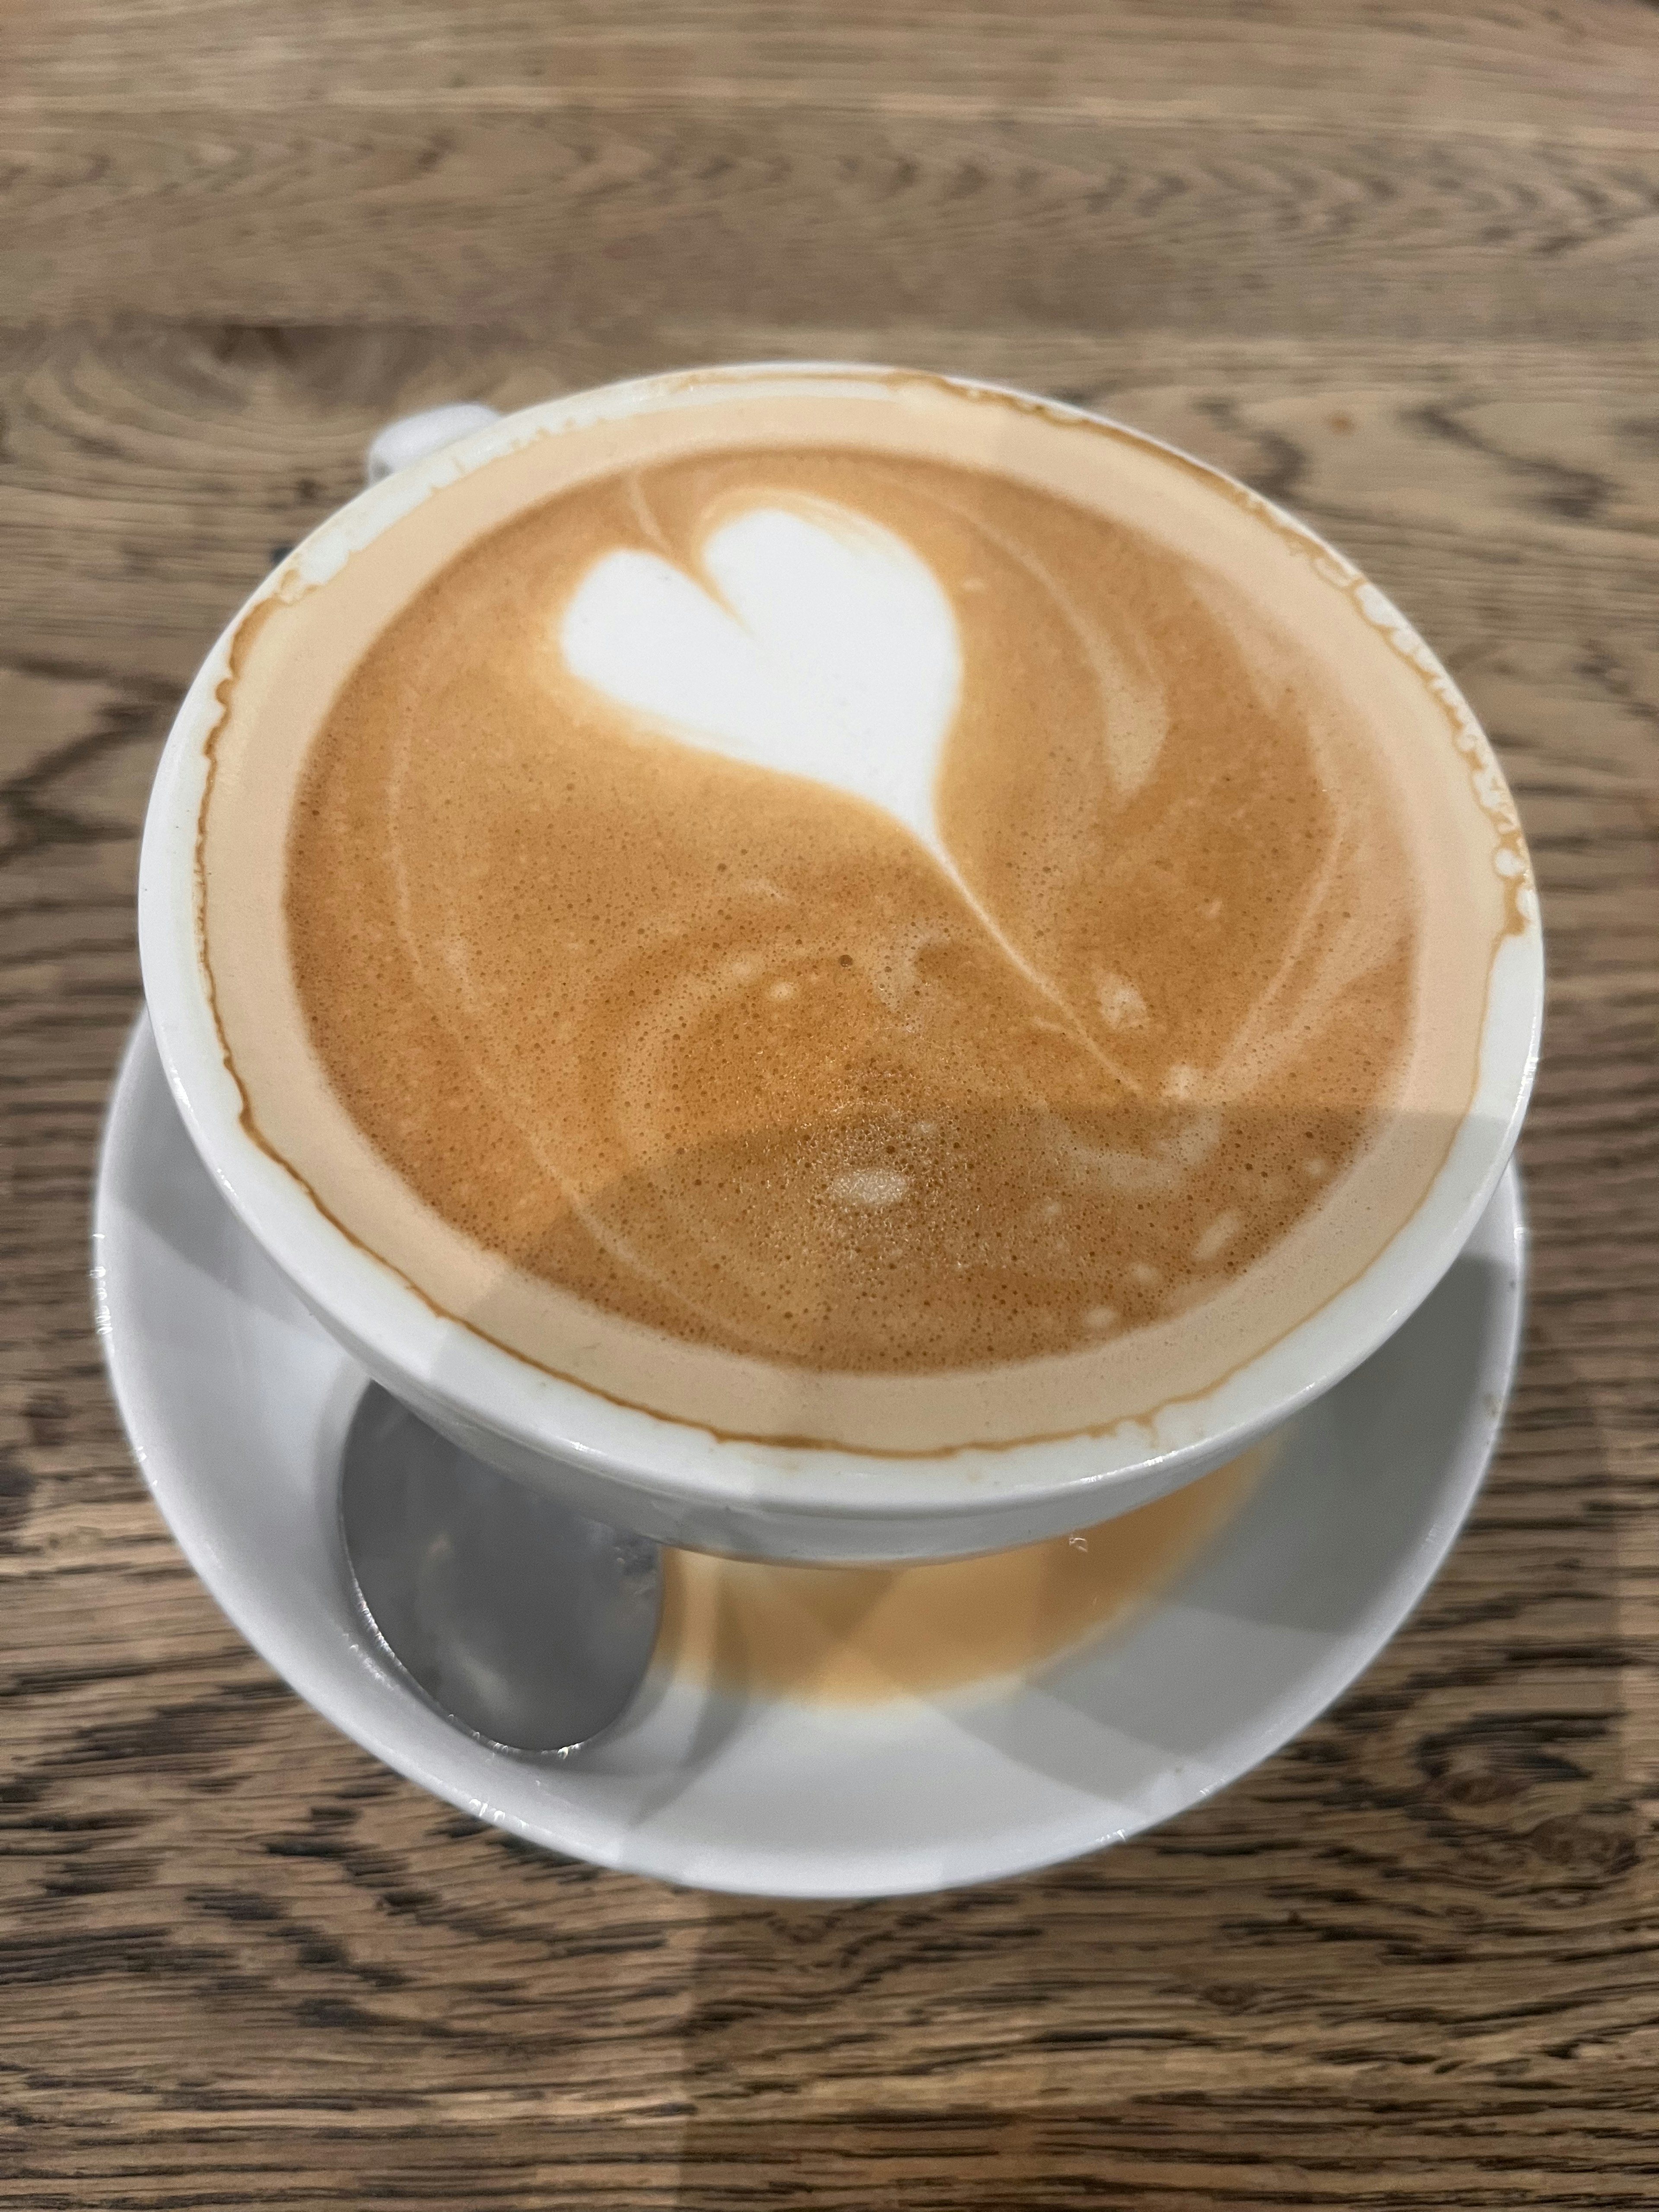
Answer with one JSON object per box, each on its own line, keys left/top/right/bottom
{"left": 137, "top": 363, "right": 1543, "bottom": 1560}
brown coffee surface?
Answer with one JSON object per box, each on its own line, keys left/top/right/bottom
{"left": 200, "top": 372, "right": 1515, "bottom": 1449}
{"left": 285, "top": 447, "right": 1413, "bottom": 1375}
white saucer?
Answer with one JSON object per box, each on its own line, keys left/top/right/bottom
{"left": 95, "top": 1017, "right": 1526, "bottom": 1898}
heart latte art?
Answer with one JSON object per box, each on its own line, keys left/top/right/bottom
{"left": 559, "top": 495, "right": 1142, "bottom": 1058}
{"left": 200, "top": 378, "right": 1517, "bottom": 1450}
{"left": 563, "top": 501, "right": 964, "bottom": 857}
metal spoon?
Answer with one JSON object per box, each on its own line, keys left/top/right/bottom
{"left": 340, "top": 1385, "right": 663, "bottom": 1756}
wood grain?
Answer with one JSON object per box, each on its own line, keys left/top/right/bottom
{"left": 3, "top": 3, "right": 1658, "bottom": 2205}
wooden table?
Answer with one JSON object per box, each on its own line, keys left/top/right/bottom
{"left": 3, "top": 5, "right": 1657, "bottom": 2203}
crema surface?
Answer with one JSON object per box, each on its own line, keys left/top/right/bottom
{"left": 200, "top": 375, "right": 1519, "bottom": 1449}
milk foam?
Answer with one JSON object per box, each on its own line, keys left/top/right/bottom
{"left": 562, "top": 500, "right": 961, "bottom": 864}
{"left": 197, "top": 374, "right": 1519, "bottom": 1451}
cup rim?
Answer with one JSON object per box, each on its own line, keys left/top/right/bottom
{"left": 138, "top": 359, "right": 1543, "bottom": 1532}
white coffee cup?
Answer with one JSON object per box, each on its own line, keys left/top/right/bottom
{"left": 138, "top": 365, "right": 1542, "bottom": 1564}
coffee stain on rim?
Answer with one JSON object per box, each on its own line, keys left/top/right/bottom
{"left": 194, "top": 589, "right": 285, "bottom": 1119}
{"left": 188, "top": 368, "right": 1538, "bottom": 1460}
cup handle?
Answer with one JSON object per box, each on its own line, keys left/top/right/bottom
{"left": 364, "top": 404, "right": 502, "bottom": 488}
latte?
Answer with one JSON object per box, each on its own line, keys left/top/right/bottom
{"left": 199, "top": 370, "right": 1526, "bottom": 1451}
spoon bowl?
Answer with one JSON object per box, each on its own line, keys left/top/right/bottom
{"left": 340, "top": 1385, "right": 663, "bottom": 1757}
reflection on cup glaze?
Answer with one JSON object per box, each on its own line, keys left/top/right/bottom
{"left": 655, "top": 1445, "right": 1268, "bottom": 1703}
